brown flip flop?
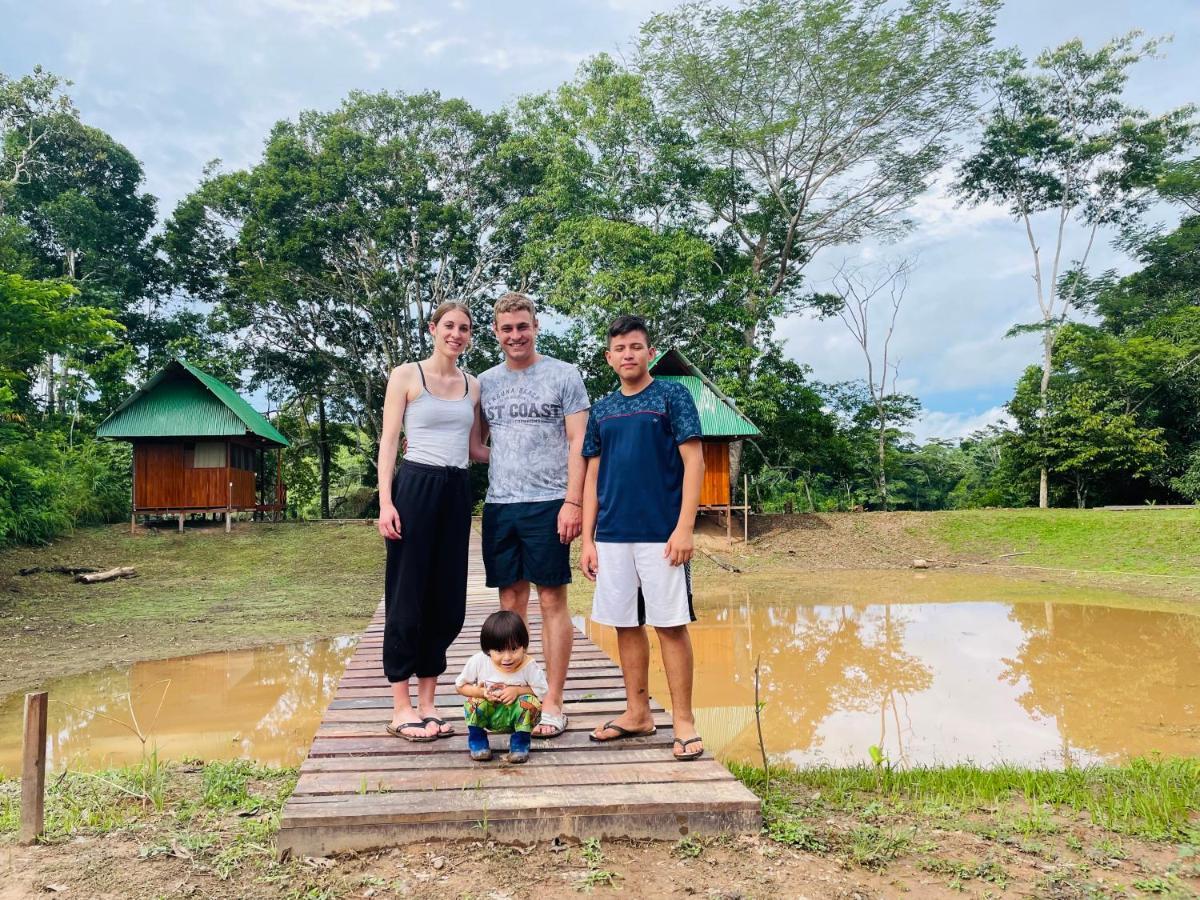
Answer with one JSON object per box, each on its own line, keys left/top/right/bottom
{"left": 386, "top": 721, "right": 436, "bottom": 742}
{"left": 673, "top": 736, "right": 704, "bottom": 761}
{"left": 422, "top": 716, "right": 456, "bottom": 738}
{"left": 589, "top": 720, "right": 658, "bottom": 742}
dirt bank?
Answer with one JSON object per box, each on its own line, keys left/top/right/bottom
{"left": 2, "top": 759, "right": 1197, "bottom": 899}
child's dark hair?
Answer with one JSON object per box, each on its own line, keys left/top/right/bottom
{"left": 480, "top": 610, "right": 529, "bottom": 653}
{"left": 607, "top": 314, "right": 651, "bottom": 345}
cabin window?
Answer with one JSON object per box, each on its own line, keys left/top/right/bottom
{"left": 192, "top": 442, "right": 226, "bottom": 468}
{"left": 231, "top": 445, "right": 255, "bottom": 471}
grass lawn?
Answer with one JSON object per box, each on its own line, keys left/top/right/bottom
{"left": 926, "top": 508, "right": 1200, "bottom": 577}
{"left": 0, "top": 522, "right": 384, "bottom": 695}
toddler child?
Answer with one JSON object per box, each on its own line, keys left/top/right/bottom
{"left": 454, "top": 610, "right": 549, "bottom": 763}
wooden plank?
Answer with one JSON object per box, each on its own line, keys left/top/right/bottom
{"left": 282, "top": 781, "right": 759, "bottom": 827}
{"left": 335, "top": 673, "right": 623, "bottom": 692}
{"left": 293, "top": 759, "right": 734, "bottom": 796}
{"left": 333, "top": 681, "right": 627, "bottom": 700}
{"left": 277, "top": 808, "right": 762, "bottom": 856}
{"left": 308, "top": 728, "right": 674, "bottom": 757}
{"left": 276, "top": 531, "right": 760, "bottom": 850}
{"left": 341, "top": 654, "right": 615, "bottom": 671}
{"left": 300, "top": 746, "right": 695, "bottom": 774}
{"left": 326, "top": 695, "right": 662, "bottom": 712}
{"left": 320, "top": 699, "right": 652, "bottom": 722}
{"left": 315, "top": 710, "right": 672, "bottom": 737}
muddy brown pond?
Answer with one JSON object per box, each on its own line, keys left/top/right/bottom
{"left": 3, "top": 571, "right": 1198, "bottom": 774}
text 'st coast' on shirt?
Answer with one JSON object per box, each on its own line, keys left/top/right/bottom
{"left": 582, "top": 378, "right": 702, "bottom": 543}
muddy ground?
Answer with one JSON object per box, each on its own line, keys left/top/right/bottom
{"left": 1, "top": 761, "right": 1196, "bottom": 899}
{"left": 2, "top": 512, "right": 1197, "bottom": 898}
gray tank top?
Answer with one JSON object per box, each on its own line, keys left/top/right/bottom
{"left": 402, "top": 363, "right": 474, "bottom": 469}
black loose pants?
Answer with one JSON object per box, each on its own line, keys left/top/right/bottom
{"left": 383, "top": 460, "right": 471, "bottom": 683}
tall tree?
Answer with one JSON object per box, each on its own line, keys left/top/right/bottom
{"left": 1007, "top": 367, "right": 1165, "bottom": 508}
{"left": 0, "top": 66, "right": 77, "bottom": 211}
{"left": 818, "top": 258, "right": 914, "bottom": 507}
{"left": 638, "top": 0, "right": 999, "bottom": 368}
{"left": 955, "top": 33, "right": 1196, "bottom": 507}
{"left": 503, "top": 56, "right": 737, "bottom": 375}
{"left": 4, "top": 112, "right": 158, "bottom": 417}
{"left": 167, "top": 90, "right": 518, "bottom": 452}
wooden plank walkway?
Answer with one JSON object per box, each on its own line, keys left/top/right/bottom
{"left": 277, "top": 532, "right": 760, "bottom": 854}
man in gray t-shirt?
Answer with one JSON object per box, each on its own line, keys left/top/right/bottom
{"left": 479, "top": 292, "right": 589, "bottom": 738}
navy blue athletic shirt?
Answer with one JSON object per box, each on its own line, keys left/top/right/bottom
{"left": 582, "top": 378, "right": 702, "bottom": 543}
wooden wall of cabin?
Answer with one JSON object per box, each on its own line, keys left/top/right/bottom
{"left": 133, "top": 439, "right": 259, "bottom": 510}
{"left": 700, "top": 441, "right": 731, "bottom": 507}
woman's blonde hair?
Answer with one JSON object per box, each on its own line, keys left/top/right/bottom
{"left": 430, "top": 301, "right": 473, "bottom": 330}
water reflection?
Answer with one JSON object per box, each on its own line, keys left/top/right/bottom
{"left": 1003, "top": 603, "right": 1200, "bottom": 761}
{"left": 585, "top": 573, "right": 1200, "bottom": 768}
{"left": 0, "top": 637, "right": 356, "bottom": 775}
{"left": 5, "top": 573, "right": 1198, "bottom": 775}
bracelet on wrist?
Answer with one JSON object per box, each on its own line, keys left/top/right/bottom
{"left": 563, "top": 499, "right": 582, "bottom": 508}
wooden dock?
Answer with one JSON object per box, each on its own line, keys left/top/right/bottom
{"left": 277, "top": 533, "right": 760, "bottom": 855}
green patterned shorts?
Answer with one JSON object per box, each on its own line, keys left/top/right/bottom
{"left": 464, "top": 694, "right": 542, "bottom": 733}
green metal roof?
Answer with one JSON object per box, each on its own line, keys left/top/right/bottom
{"left": 651, "top": 349, "right": 760, "bottom": 438}
{"left": 97, "top": 359, "right": 289, "bottom": 447}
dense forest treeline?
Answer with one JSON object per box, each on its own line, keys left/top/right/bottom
{"left": 3, "top": 0, "right": 1199, "bottom": 545}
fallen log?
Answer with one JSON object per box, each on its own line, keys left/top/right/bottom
{"left": 699, "top": 548, "right": 742, "bottom": 573}
{"left": 19, "top": 565, "right": 100, "bottom": 577}
{"left": 75, "top": 566, "right": 137, "bottom": 584}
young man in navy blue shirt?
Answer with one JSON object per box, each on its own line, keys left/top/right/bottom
{"left": 579, "top": 315, "right": 706, "bottom": 761}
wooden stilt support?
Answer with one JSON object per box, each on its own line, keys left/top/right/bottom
{"left": 20, "top": 691, "right": 48, "bottom": 844}
{"left": 743, "top": 474, "right": 749, "bottom": 544}
{"left": 178, "top": 512, "right": 184, "bottom": 533}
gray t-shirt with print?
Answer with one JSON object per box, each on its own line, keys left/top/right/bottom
{"left": 479, "top": 356, "right": 590, "bottom": 504}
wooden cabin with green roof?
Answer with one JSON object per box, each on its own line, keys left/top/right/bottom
{"left": 97, "top": 360, "right": 289, "bottom": 531}
{"left": 650, "top": 349, "right": 759, "bottom": 540}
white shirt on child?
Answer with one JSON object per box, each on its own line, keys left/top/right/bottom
{"left": 454, "top": 652, "right": 549, "bottom": 697}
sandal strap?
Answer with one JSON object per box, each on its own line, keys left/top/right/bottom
{"left": 674, "top": 736, "right": 703, "bottom": 747}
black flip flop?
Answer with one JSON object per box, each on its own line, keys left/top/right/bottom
{"left": 386, "top": 721, "right": 436, "bottom": 742}
{"left": 673, "top": 736, "right": 704, "bottom": 761}
{"left": 422, "top": 716, "right": 456, "bottom": 738}
{"left": 589, "top": 720, "right": 658, "bottom": 743}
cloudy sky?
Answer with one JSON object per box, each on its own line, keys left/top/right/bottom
{"left": 4, "top": 0, "right": 1198, "bottom": 440}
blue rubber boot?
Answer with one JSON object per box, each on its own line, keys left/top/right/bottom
{"left": 506, "top": 730, "right": 531, "bottom": 764}
{"left": 467, "top": 725, "right": 492, "bottom": 761}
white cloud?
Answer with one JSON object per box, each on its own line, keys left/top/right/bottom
{"left": 469, "top": 46, "right": 588, "bottom": 72}
{"left": 422, "top": 36, "right": 470, "bottom": 58}
{"left": 904, "top": 170, "right": 1012, "bottom": 242}
{"left": 911, "top": 406, "right": 1010, "bottom": 443}
{"left": 385, "top": 20, "right": 439, "bottom": 43}
{"left": 250, "top": 0, "right": 397, "bottom": 27}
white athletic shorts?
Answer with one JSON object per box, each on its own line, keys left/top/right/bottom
{"left": 591, "top": 542, "right": 695, "bottom": 628}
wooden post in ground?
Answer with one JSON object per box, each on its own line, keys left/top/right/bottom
{"left": 225, "top": 439, "right": 233, "bottom": 533}
{"left": 178, "top": 512, "right": 184, "bottom": 533}
{"left": 743, "top": 474, "right": 749, "bottom": 544}
{"left": 20, "top": 691, "right": 48, "bottom": 844}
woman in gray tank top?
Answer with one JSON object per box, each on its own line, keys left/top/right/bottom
{"left": 376, "top": 302, "right": 490, "bottom": 741}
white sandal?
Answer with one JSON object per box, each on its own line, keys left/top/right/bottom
{"left": 533, "top": 711, "right": 568, "bottom": 738}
